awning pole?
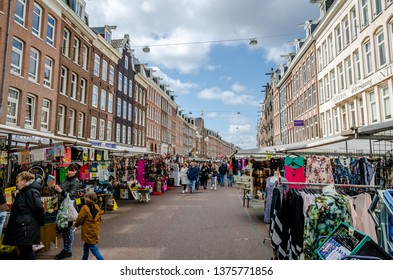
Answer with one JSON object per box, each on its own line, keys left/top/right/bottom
{"left": 6, "top": 133, "right": 12, "bottom": 187}
{"left": 369, "top": 139, "right": 373, "bottom": 158}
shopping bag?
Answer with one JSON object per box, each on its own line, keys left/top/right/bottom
{"left": 68, "top": 199, "right": 78, "bottom": 221}
{"left": 56, "top": 195, "right": 69, "bottom": 230}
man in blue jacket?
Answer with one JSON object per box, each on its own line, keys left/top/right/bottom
{"left": 187, "top": 160, "right": 199, "bottom": 193}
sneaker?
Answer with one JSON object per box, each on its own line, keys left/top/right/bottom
{"left": 55, "top": 250, "right": 67, "bottom": 260}
{"left": 210, "top": 187, "right": 213, "bottom": 190}
{"left": 182, "top": 190, "right": 185, "bottom": 194}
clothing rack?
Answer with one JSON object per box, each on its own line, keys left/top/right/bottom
{"left": 280, "top": 181, "right": 380, "bottom": 189}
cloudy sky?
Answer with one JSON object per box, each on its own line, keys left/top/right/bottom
{"left": 85, "top": 0, "right": 320, "bottom": 149}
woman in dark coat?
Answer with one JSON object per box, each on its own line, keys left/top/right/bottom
{"left": 3, "top": 171, "right": 45, "bottom": 259}
{"left": 53, "top": 163, "right": 80, "bottom": 260}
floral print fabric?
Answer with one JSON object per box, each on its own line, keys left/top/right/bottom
{"left": 305, "top": 155, "right": 334, "bottom": 184}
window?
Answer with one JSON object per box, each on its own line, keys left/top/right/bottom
{"left": 14, "top": 0, "right": 26, "bottom": 26}
{"left": 338, "top": 63, "right": 345, "bottom": 91}
{"left": 335, "top": 24, "right": 342, "bottom": 54}
{"left": 353, "top": 50, "right": 362, "bottom": 82}
{"left": 122, "top": 125, "right": 126, "bottom": 144}
{"left": 60, "top": 67, "right": 68, "bottom": 95}
{"left": 319, "top": 78, "right": 324, "bottom": 104}
{"left": 345, "top": 57, "right": 353, "bottom": 87}
{"left": 108, "top": 93, "right": 113, "bottom": 113}
{"left": 127, "top": 126, "right": 131, "bottom": 144}
{"left": 381, "top": 86, "right": 391, "bottom": 120}
{"left": 107, "top": 121, "right": 112, "bottom": 141}
{"left": 70, "top": 73, "right": 78, "bottom": 99}
{"left": 100, "top": 89, "right": 106, "bottom": 111}
{"left": 334, "top": 108, "right": 340, "bottom": 133}
{"left": 327, "top": 110, "right": 332, "bottom": 135}
{"left": 361, "top": 0, "right": 370, "bottom": 27}
{"left": 359, "top": 97, "right": 365, "bottom": 125}
{"left": 57, "top": 105, "right": 65, "bottom": 134}
{"left": 69, "top": 109, "right": 75, "bottom": 136}
{"left": 123, "top": 100, "right": 127, "bottom": 119}
{"left": 94, "top": 54, "right": 100, "bottom": 76}
{"left": 79, "top": 78, "right": 86, "bottom": 103}
{"left": 28, "top": 48, "right": 39, "bottom": 82}
{"left": 129, "top": 80, "right": 133, "bottom": 97}
{"left": 46, "top": 15, "right": 55, "bottom": 46}
{"left": 109, "top": 65, "right": 114, "bottom": 85}
{"left": 116, "top": 123, "right": 121, "bottom": 142}
{"left": 350, "top": 101, "right": 356, "bottom": 128}
{"left": 369, "top": 91, "right": 378, "bottom": 123}
{"left": 327, "top": 34, "right": 333, "bottom": 62}
{"left": 82, "top": 45, "right": 88, "bottom": 70}
{"left": 324, "top": 75, "right": 330, "bottom": 100}
{"left": 124, "top": 76, "right": 128, "bottom": 95}
{"left": 341, "top": 105, "right": 347, "bottom": 131}
{"left": 128, "top": 103, "right": 132, "bottom": 121}
{"left": 102, "top": 60, "right": 108, "bottom": 81}
{"left": 118, "top": 72, "right": 123, "bottom": 91}
{"left": 99, "top": 119, "right": 105, "bottom": 140}
{"left": 44, "top": 57, "right": 53, "bottom": 88}
{"left": 11, "top": 38, "right": 23, "bottom": 75}
{"left": 7, "top": 88, "right": 19, "bottom": 125}
{"left": 343, "top": 17, "right": 350, "bottom": 47}
{"left": 310, "top": 53, "right": 315, "bottom": 77}
{"left": 90, "top": 117, "right": 97, "bottom": 139}
{"left": 25, "top": 95, "right": 36, "bottom": 128}
{"left": 62, "top": 29, "right": 70, "bottom": 57}
{"left": 375, "top": 30, "right": 386, "bottom": 69}
{"left": 77, "top": 112, "right": 84, "bottom": 138}
{"left": 73, "top": 37, "right": 80, "bottom": 64}
{"left": 117, "top": 98, "right": 121, "bottom": 117}
{"left": 92, "top": 85, "right": 98, "bottom": 108}
{"left": 330, "top": 69, "right": 337, "bottom": 96}
{"left": 41, "top": 99, "right": 50, "bottom": 131}
{"left": 363, "top": 40, "right": 373, "bottom": 76}
{"left": 350, "top": 8, "right": 358, "bottom": 40}
{"left": 32, "top": 3, "right": 42, "bottom": 37}
{"left": 76, "top": 1, "right": 84, "bottom": 18}
{"left": 125, "top": 56, "right": 129, "bottom": 69}
{"left": 390, "top": 22, "right": 393, "bottom": 63}
{"left": 373, "top": 0, "right": 382, "bottom": 17}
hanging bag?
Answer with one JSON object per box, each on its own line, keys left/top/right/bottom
{"left": 56, "top": 194, "right": 69, "bottom": 230}
{"left": 68, "top": 197, "right": 78, "bottom": 222}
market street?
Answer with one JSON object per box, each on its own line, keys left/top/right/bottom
{"left": 38, "top": 185, "right": 272, "bottom": 260}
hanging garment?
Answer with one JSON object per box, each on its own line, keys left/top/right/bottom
{"left": 305, "top": 155, "right": 334, "bottom": 184}
{"left": 284, "top": 156, "right": 305, "bottom": 189}
{"left": 270, "top": 158, "right": 284, "bottom": 171}
{"left": 285, "top": 189, "right": 305, "bottom": 260}
{"left": 333, "top": 157, "right": 350, "bottom": 184}
{"left": 358, "top": 157, "right": 376, "bottom": 185}
{"left": 264, "top": 176, "right": 288, "bottom": 224}
{"left": 303, "top": 192, "right": 352, "bottom": 260}
{"left": 348, "top": 158, "right": 361, "bottom": 185}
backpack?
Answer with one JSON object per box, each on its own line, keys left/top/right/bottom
{"left": 219, "top": 164, "right": 227, "bottom": 174}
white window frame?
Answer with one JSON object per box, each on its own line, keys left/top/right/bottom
{"left": 109, "top": 65, "right": 114, "bottom": 85}
{"left": 369, "top": 90, "right": 378, "bottom": 123}
{"left": 32, "top": 3, "right": 42, "bottom": 37}
{"left": 122, "top": 125, "right": 126, "bottom": 144}
{"left": 363, "top": 40, "right": 373, "bottom": 76}
{"left": 100, "top": 89, "right": 106, "bottom": 111}
{"left": 28, "top": 48, "right": 39, "bottom": 82}
{"left": 7, "top": 88, "right": 19, "bottom": 125}
{"left": 14, "top": 0, "right": 26, "bottom": 26}
{"left": 90, "top": 117, "right": 97, "bottom": 139}
{"left": 345, "top": 57, "right": 353, "bottom": 87}
{"left": 70, "top": 72, "right": 78, "bottom": 99}
{"left": 108, "top": 93, "right": 113, "bottom": 113}
{"left": 106, "top": 121, "right": 112, "bottom": 141}
{"left": 375, "top": 30, "right": 387, "bottom": 69}
{"left": 373, "top": 0, "right": 383, "bottom": 18}
{"left": 44, "top": 56, "right": 53, "bottom": 88}
{"left": 99, "top": 119, "right": 105, "bottom": 140}
{"left": 25, "top": 94, "right": 36, "bottom": 129}
{"left": 343, "top": 16, "right": 350, "bottom": 47}
{"left": 92, "top": 85, "right": 98, "bottom": 108}
{"left": 350, "top": 8, "right": 358, "bottom": 40}
{"left": 62, "top": 28, "right": 70, "bottom": 57}
{"left": 118, "top": 72, "right": 123, "bottom": 91}
{"left": 41, "top": 99, "right": 50, "bottom": 131}
{"left": 124, "top": 76, "right": 128, "bottom": 95}
{"left": 330, "top": 69, "right": 336, "bottom": 97}
{"left": 60, "top": 67, "right": 68, "bottom": 95}
{"left": 82, "top": 45, "right": 88, "bottom": 70}
{"left": 128, "top": 103, "right": 132, "bottom": 121}
{"left": 129, "top": 80, "right": 133, "bottom": 97}
{"left": 94, "top": 53, "right": 100, "bottom": 77}
{"left": 123, "top": 100, "right": 127, "bottom": 119}
{"left": 361, "top": 0, "right": 370, "bottom": 28}
{"left": 358, "top": 97, "right": 365, "bottom": 126}
{"left": 117, "top": 97, "right": 121, "bottom": 117}
{"left": 335, "top": 24, "right": 342, "bottom": 55}
{"left": 127, "top": 126, "right": 131, "bottom": 145}
{"left": 102, "top": 60, "right": 108, "bottom": 81}
{"left": 79, "top": 78, "right": 86, "bottom": 103}
{"left": 11, "top": 38, "right": 23, "bottom": 75}
{"left": 77, "top": 112, "right": 84, "bottom": 138}
{"left": 46, "top": 15, "right": 55, "bottom": 46}
{"left": 341, "top": 105, "right": 348, "bottom": 131}
{"left": 69, "top": 109, "right": 75, "bottom": 136}
{"left": 116, "top": 123, "right": 121, "bottom": 143}
{"left": 350, "top": 101, "right": 356, "bottom": 128}
{"left": 353, "top": 50, "right": 362, "bottom": 82}
{"left": 73, "top": 37, "right": 80, "bottom": 64}
{"left": 57, "top": 105, "right": 65, "bottom": 134}
{"left": 381, "top": 85, "right": 391, "bottom": 120}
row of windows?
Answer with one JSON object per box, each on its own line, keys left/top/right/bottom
{"left": 57, "top": 105, "right": 85, "bottom": 138}
{"left": 90, "top": 117, "right": 112, "bottom": 141}
{"left": 6, "top": 88, "right": 51, "bottom": 131}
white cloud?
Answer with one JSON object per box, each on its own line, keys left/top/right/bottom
{"left": 150, "top": 66, "right": 198, "bottom": 94}
{"left": 197, "top": 87, "right": 259, "bottom": 106}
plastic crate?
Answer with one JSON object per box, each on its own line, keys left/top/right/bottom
{"left": 316, "top": 222, "right": 391, "bottom": 260}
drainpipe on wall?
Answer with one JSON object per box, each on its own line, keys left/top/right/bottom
{"left": 0, "top": 0, "right": 12, "bottom": 117}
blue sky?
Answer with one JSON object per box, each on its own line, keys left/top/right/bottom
{"left": 85, "top": 0, "right": 320, "bottom": 149}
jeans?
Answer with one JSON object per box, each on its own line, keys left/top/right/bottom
{"left": 83, "top": 243, "right": 104, "bottom": 260}
{"left": 62, "top": 224, "right": 74, "bottom": 254}
{"left": 0, "top": 211, "right": 7, "bottom": 240}
{"left": 211, "top": 177, "right": 217, "bottom": 190}
{"left": 219, "top": 174, "right": 226, "bottom": 186}
{"left": 189, "top": 180, "right": 196, "bottom": 193}
{"left": 227, "top": 174, "right": 233, "bottom": 186}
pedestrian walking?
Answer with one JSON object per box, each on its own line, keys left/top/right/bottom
{"left": 187, "top": 160, "right": 199, "bottom": 193}
{"left": 218, "top": 161, "right": 228, "bottom": 187}
{"left": 74, "top": 192, "right": 104, "bottom": 260}
{"left": 3, "top": 171, "right": 45, "bottom": 259}
{"left": 53, "top": 163, "right": 80, "bottom": 260}
{"left": 210, "top": 162, "right": 218, "bottom": 190}
{"left": 180, "top": 163, "right": 189, "bottom": 194}
{"left": 227, "top": 164, "right": 234, "bottom": 187}
{"left": 200, "top": 162, "right": 210, "bottom": 189}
